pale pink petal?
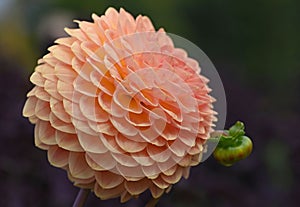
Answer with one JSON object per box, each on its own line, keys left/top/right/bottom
{"left": 157, "top": 158, "right": 177, "bottom": 173}
{"left": 73, "top": 75, "right": 99, "bottom": 97}
{"left": 150, "top": 185, "right": 165, "bottom": 198}
{"left": 35, "top": 121, "right": 56, "bottom": 145}
{"left": 161, "top": 166, "right": 183, "bottom": 184}
{"left": 187, "top": 138, "right": 204, "bottom": 155}
{"left": 115, "top": 164, "right": 144, "bottom": 181}
{"left": 132, "top": 150, "right": 155, "bottom": 167}
{"left": 55, "top": 130, "right": 84, "bottom": 152}
{"left": 88, "top": 121, "right": 117, "bottom": 136}
{"left": 111, "top": 153, "right": 139, "bottom": 167}
{"left": 142, "top": 164, "right": 160, "bottom": 179}
{"left": 23, "top": 96, "right": 37, "bottom": 117}
{"left": 69, "top": 152, "right": 94, "bottom": 179}
{"left": 28, "top": 116, "right": 38, "bottom": 124}
{"left": 77, "top": 130, "right": 108, "bottom": 153}
{"left": 85, "top": 153, "right": 107, "bottom": 171}
{"left": 40, "top": 54, "right": 58, "bottom": 67}
{"left": 86, "top": 151, "right": 116, "bottom": 170}
{"left": 77, "top": 57, "right": 101, "bottom": 82}
{"left": 35, "top": 87, "right": 51, "bottom": 102}
{"left": 50, "top": 98, "right": 71, "bottom": 123}
{"left": 120, "top": 191, "right": 132, "bottom": 203}
{"left": 49, "top": 112, "right": 76, "bottom": 134}
{"left": 64, "top": 28, "right": 87, "bottom": 42}
{"left": 30, "top": 72, "right": 45, "bottom": 87}
{"left": 48, "top": 145, "right": 69, "bottom": 167}
{"left": 160, "top": 123, "right": 179, "bottom": 141}
{"left": 68, "top": 172, "right": 95, "bottom": 188}
{"left": 178, "top": 129, "right": 197, "bottom": 147}
{"left": 113, "top": 88, "right": 143, "bottom": 114}
{"left": 177, "top": 155, "right": 192, "bottom": 167}
{"left": 63, "top": 99, "right": 85, "bottom": 120}
{"left": 79, "top": 96, "right": 109, "bottom": 122}
{"left": 95, "top": 171, "right": 124, "bottom": 189}
{"left": 94, "top": 182, "right": 125, "bottom": 200}
{"left": 136, "top": 16, "right": 155, "bottom": 32}
{"left": 152, "top": 176, "right": 170, "bottom": 189}
{"left": 100, "top": 134, "right": 125, "bottom": 154}
{"left": 182, "top": 167, "right": 190, "bottom": 179}
{"left": 55, "top": 63, "right": 77, "bottom": 83}
{"left": 168, "top": 139, "right": 188, "bottom": 157}
{"left": 117, "top": 8, "right": 135, "bottom": 35}
{"left": 78, "top": 21, "right": 102, "bottom": 45}
{"left": 110, "top": 99, "right": 127, "bottom": 118}
{"left": 190, "top": 153, "right": 202, "bottom": 166}
{"left": 48, "top": 45, "right": 73, "bottom": 65}
{"left": 105, "top": 7, "right": 119, "bottom": 27}
{"left": 125, "top": 178, "right": 150, "bottom": 195}
{"left": 34, "top": 133, "right": 49, "bottom": 150}
{"left": 72, "top": 118, "right": 97, "bottom": 136}
{"left": 110, "top": 116, "right": 138, "bottom": 137}
{"left": 44, "top": 79, "right": 62, "bottom": 100}
{"left": 161, "top": 164, "right": 177, "bottom": 176}
{"left": 115, "top": 133, "right": 147, "bottom": 153}
{"left": 35, "top": 99, "right": 50, "bottom": 121}
{"left": 71, "top": 42, "right": 86, "bottom": 62}
{"left": 98, "top": 92, "right": 113, "bottom": 113}
{"left": 81, "top": 41, "right": 102, "bottom": 62}
{"left": 58, "top": 82, "right": 82, "bottom": 104}
{"left": 37, "top": 64, "right": 56, "bottom": 82}
{"left": 147, "top": 145, "right": 172, "bottom": 163}
{"left": 90, "top": 70, "right": 115, "bottom": 96}
{"left": 54, "top": 37, "right": 77, "bottom": 47}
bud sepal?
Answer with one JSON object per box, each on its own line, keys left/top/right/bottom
{"left": 212, "top": 121, "right": 253, "bottom": 166}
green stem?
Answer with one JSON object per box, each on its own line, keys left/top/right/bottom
{"left": 208, "top": 130, "right": 228, "bottom": 142}
{"left": 73, "top": 188, "right": 90, "bottom": 207}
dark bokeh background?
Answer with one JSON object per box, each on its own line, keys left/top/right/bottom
{"left": 1, "top": 0, "right": 299, "bottom": 206}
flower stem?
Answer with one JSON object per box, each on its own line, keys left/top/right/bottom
{"left": 145, "top": 197, "right": 160, "bottom": 207}
{"left": 208, "top": 130, "right": 227, "bottom": 142}
{"left": 73, "top": 188, "right": 90, "bottom": 207}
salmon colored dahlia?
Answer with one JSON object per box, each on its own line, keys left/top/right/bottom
{"left": 23, "top": 7, "right": 216, "bottom": 202}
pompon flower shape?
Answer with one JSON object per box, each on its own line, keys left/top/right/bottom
{"left": 23, "top": 7, "right": 216, "bottom": 202}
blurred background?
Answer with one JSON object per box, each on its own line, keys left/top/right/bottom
{"left": 0, "top": 0, "right": 299, "bottom": 206}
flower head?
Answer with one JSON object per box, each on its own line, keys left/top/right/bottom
{"left": 23, "top": 7, "right": 216, "bottom": 202}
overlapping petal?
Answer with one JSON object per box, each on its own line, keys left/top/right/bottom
{"left": 22, "top": 7, "right": 216, "bottom": 202}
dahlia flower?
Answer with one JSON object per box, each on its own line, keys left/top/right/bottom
{"left": 23, "top": 7, "right": 216, "bottom": 203}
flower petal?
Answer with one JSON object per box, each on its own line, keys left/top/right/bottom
{"left": 79, "top": 96, "right": 109, "bottom": 122}
{"left": 69, "top": 152, "right": 94, "bottom": 179}
{"left": 115, "top": 133, "right": 147, "bottom": 153}
{"left": 35, "top": 121, "right": 56, "bottom": 145}
{"left": 48, "top": 145, "right": 69, "bottom": 167}
{"left": 49, "top": 45, "right": 73, "bottom": 65}
{"left": 77, "top": 130, "right": 108, "bottom": 153}
{"left": 55, "top": 130, "right": 84, "bottom": 152}
{"left": 94, "top": 182, "right": 125, "bottom": 200}
{"left": 125, "top": 178, "right": 150, "bottom": 195}
{"left": 86, "top": 151, "right": 117, "bottom": 170}
{"left": 95, "top": 171, "right": 124, "bottom": 189}
{"left": 23, "top": 96, "right": 37, "bottom": 117}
